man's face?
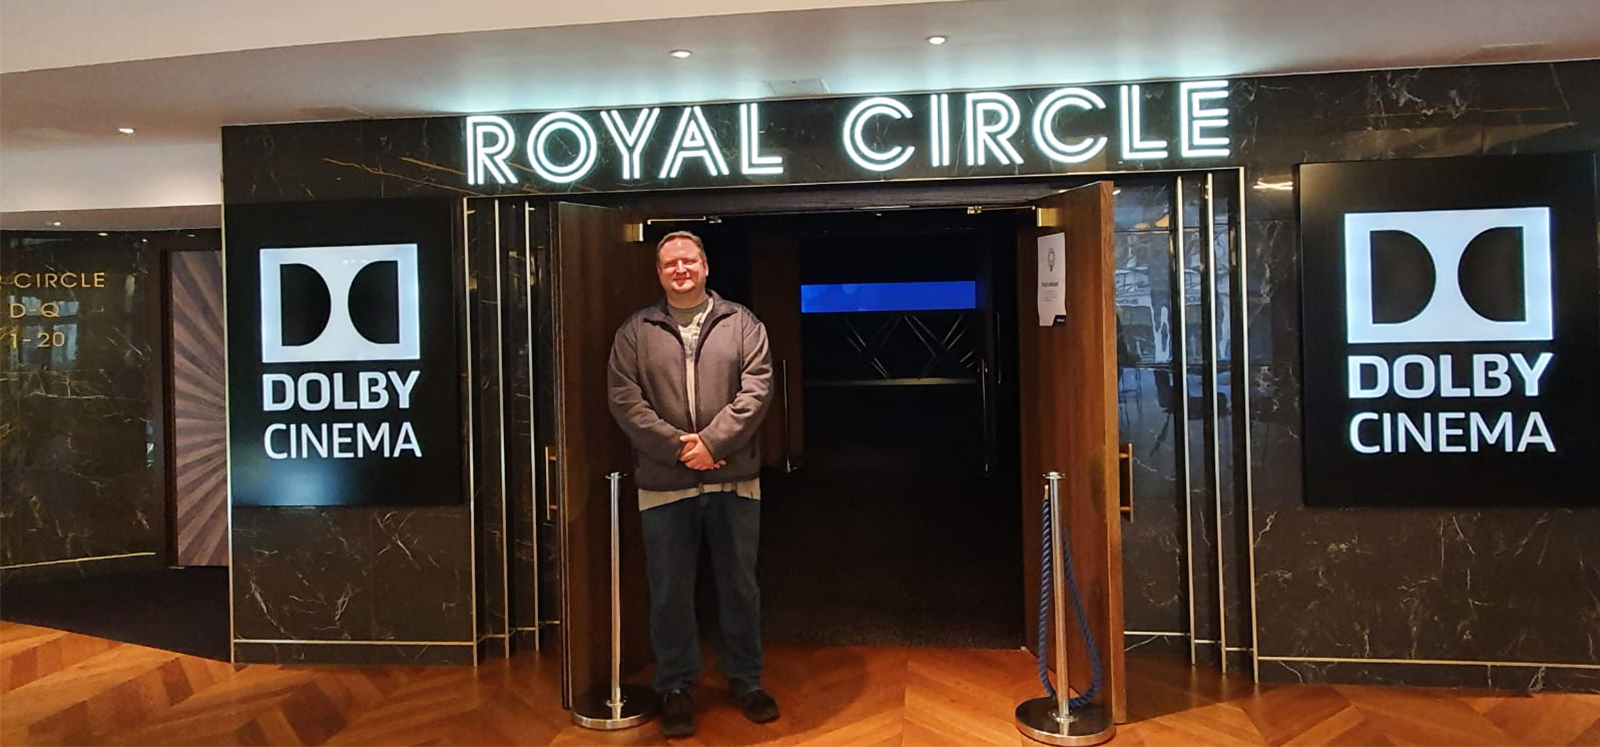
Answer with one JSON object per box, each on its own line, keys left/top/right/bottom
{"left": 657, "top": 238, "right": 708, "bottom": 298}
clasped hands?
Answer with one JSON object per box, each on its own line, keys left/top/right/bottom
{"left": 678, "top": 433, "right": 726, "bottom": 471}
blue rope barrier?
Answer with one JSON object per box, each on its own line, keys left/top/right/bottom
{"left": 1035, "top": 482, "right": 1102, "bottom": 710}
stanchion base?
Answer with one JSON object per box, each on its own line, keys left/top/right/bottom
{"left": 1015, "top": 698, "right": 1115, "bottom": 746}
{"left": 572, "top": 684, "right": 658, "bottom": 730}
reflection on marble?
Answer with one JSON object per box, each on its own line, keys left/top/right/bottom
{"left": 1112, "top": 183, "right": 1189, "bottom": 639}
{"left": 1113, "top": 175, "right": 1251, "bottom": 659}
{"left": 529, "top": 211, "right": 562, "bottom": 647}
{"left": 0, "top": 234, "right": 163, "bottom": 580}
{"left": 504, "top": 222, "right": 540, "bottom": 647}
{"left": 467, "top": 201, "right": 512, "bottom": 656}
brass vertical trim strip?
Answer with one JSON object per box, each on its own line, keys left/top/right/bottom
{"left": 1259, "top": 654, "right": 1600, "bottom": 670}
{"left": 463, "top": 198, "right": 480, "bottom": 665}
{"left": 552, "top": 207, "right": 574, "bottom": 706}
{"left": 1203, "top": 172, "right": 1227, "bottom": 673}
{"left": 525, "top": 201, "right": 541, "bottom": 651}
{"left": 221, "top": 197, "right": 236, "bottom": 666}
{"left": 1234, "top": 167, "right": 1262, "bottom": 682}
{"left": 234, "top": 637, "right": 476, "bottom": 646}
{"left": 494, "top": 200, "right": 511, "bottom": 659}
{"left": 0, "top": 552, "right": 158, "bottom": 570}
{"left": 1172, "top": 175, "right": 1198, "bottom": 666}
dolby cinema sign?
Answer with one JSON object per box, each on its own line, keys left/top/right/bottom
{"left": 1298, "top": 154, "right": 1599, "bottom": 508}
{"left": 226, "top": 199, "right": 461, "bottom": 507}
{"left": 462, "top": 80, "right": 1233, "bottom": 192}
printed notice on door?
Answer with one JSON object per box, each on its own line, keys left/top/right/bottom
{"left": 1037, "top": 232, "right": 1066, "bottom": 326}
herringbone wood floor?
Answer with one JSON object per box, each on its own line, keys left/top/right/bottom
{"left": 3, "top": 621, "right": 1598, "bottom": 746}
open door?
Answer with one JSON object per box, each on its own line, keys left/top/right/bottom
{"left": 1016, "top": 182, "right": 1127, "bottom": 722}
{"left": 748, "top": 230, "right": 804, "bottom": 471}
{"left": 550, "top": 203, "right": 659, "bottom": 707}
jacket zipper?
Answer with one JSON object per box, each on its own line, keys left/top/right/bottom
{"left": 689, "top": 308, "right": 730, "bottom": 432}
{"left": 653, "top": 301, "right": 732, "bottom": 434}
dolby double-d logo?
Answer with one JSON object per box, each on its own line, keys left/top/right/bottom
{"left": 1344, "top": 207, "right": 1552, "bottom": 343}
{"left": 259, "top": 244, "right": 420, "bottom": 363}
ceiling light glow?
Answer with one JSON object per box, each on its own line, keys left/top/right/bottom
{"left": 669, "top": 49, "right": 692, "bottom": 59}
{"left": 926, "top": 35, "right": 948, "bottom": 45}
{"left": 117, "top": 127, "right": 135, "bottom": 135}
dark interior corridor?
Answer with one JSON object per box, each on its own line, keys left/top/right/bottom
{"left": 665, "top": 208, "right": 1027, "bottom": 650}
{"left": 759, "top": 383, "right": 1022, "bottom": 648}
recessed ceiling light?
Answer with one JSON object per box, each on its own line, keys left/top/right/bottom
{"left": 48, "top": 221, "right": 62, "bottom": 227}
{"left": 98, "top": 231, "right": 109, "bottom": 236}
{"left": 669, "top": 49, "right": 692, "bottom": 59}
{"left": 117, "top": 127, "right": 136, "bottom": 135}
{"left": 926, "top": 35, "right": 948, "bottom": 45}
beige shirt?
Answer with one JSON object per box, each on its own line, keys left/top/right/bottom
{"left": 638, "top": 297, "right": 760, "bottom": 511}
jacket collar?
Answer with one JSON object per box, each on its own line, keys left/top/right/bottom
{"left": 643, "top": 289, "right": 732, "bottom": 328}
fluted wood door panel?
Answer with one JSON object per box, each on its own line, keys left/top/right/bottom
{"left": 169, "top": 251, "right": 228, "bottom": 567}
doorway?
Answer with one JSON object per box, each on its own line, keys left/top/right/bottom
{"left": 537, "top": 178, "right": 1132, "bottom": 718}
{"left": 646, "top": 208, "right": 1027, "bottom": 648}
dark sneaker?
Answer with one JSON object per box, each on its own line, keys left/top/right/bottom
{"left": 735, "top": 688, "right": 780, "bottom": 724}
{"left": 660, "top": 689, "right": 696, "bottom": 738}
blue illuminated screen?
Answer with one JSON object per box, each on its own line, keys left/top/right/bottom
{"left": 800, "top": 281, "right": 977, "bottom": 313}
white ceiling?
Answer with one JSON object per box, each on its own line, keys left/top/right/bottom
{"left": 2, "top": 0, "right": 1597, "bottom": 230}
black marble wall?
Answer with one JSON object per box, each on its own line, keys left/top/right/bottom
{"left": 222, "top": 207, "right": 478, "bottom": 665}
{"left": 1234, "top": 62, "right": 1600, "bottom": 689}
{"left": 501, "top": 199, "right": 560, "bottom": 652}
{"left": 219, "top": 59, "right": 1600, "bottom": 685}
{"left": 0, "top": 231, "right": 214, "bottom": 583}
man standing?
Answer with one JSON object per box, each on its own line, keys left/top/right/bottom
{"left": 607, "top": 230, "right": 779, "bottom": 738}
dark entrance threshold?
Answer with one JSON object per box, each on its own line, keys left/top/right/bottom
{"left": 0, "top": 566, "right": 230, "bottom": 661}
{"left": 759, "top": 384, "right": 1022, "bottom": 649}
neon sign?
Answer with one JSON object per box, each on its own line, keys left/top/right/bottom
{"left": 463, "top": 80, "right": 1233, "bottom": 190}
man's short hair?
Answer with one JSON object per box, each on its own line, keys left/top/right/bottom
{"left": 656, "top": 230, "right": 706, "bottom": 263}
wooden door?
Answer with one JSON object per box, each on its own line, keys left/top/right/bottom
{"left": 1015, "top": 182, "right": 1126, "bottom": 721}
{"left": 748, "top": 230, "right": 803, "bottom": 471}
{"left": 550, "top": 203, "right": 659, "bottom": 706}
{"left": 168, "top": 250, "right": 228, "bottom": 566}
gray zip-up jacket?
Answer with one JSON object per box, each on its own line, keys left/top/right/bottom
{"left": 607, "top": 291, "right": 773, "bottom": 491}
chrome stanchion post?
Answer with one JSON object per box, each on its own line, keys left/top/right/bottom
{"left": 1016, "top": 471, "right": 1115, "bottom": 746}
{"left": 1048, "top": 472, "right": 1072, "bottom": 727}
{"left": 572, "top": 472, "right": 658, "bottom": 730}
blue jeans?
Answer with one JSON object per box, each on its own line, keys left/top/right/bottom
{"left": 639, "top": 491, "right": 763, "bottom": 695}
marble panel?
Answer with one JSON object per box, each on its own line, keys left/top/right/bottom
{"left": 1, "top": 235, "right": 162, "bottom": 576}
{"left": 1243, "top": 62, "right": 1600, "bottom": 686}
{"left": 466, "top": 200, "right": 510, "bottom": 652}
{"left": 233, "top": 640, "right": 473, "bottom": 666}
{"left": 232, "top": 506, "right": 472, "bottom": 644}
{"left": 367, "top": 507, "right": 474, "bottom": 642}
{"left": 1260, "top": 658, "right": 1493, "bottom": 689}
